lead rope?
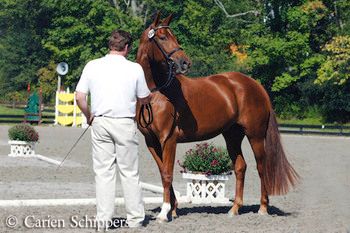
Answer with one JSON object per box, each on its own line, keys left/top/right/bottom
{"left": 139, "top": 103, "right": 153, "bottom": 128}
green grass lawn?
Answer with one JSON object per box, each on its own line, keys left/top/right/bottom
{"left": 0, "top": 105, "right": 24, "bottom": 115}
{"left": 0, "top": 104, "right": 55, "bottom": 116}
{"left": 278, "top": 117, "right": 350, "bottom": 126}
{"left": 277, "top": 117, "right": 324, "bottom": 125}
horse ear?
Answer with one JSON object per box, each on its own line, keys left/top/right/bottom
{"left": 163, "top": 14, "right": 173, "bottom": 26}
{"left": 152, "top": 11, "right": 161, "bottom": 27}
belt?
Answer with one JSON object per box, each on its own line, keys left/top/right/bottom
{"left": 95, "top": 115, "right": 134, "bottom": 120}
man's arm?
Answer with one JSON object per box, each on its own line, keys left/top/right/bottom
{"left": 76, "top": 91, "right": 93, "bottom": 125}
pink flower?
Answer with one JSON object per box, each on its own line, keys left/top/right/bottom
{"left": 211, "top": 159, "right": 218, "bottom": 166}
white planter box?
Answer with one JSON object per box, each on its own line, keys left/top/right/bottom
{"left": 182, "top": 172, "right": 231, "bottom": 204}
{"left": 8, "top": 140, "right": 36, "bottom": 157}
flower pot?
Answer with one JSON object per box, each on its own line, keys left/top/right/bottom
{"left": 182, "top": 172, "right": 231, "bottom": 204}
{"left": 8, "top": 140, "right": 36, "bottom": 157}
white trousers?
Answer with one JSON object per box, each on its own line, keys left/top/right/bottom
{"left": 91, "top": 117, "right": 145, "bottom": 227}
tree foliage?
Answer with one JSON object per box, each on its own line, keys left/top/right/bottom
{"left": 0, "top": 0, "right": 50, "bottom": 95}
{"left": 0, "top": 0, "right": 349, "bottom": 123}
{"left": 42, "top": 0, "right": 143, "bottom": 87}
{"left": 316, "top": 36, "right": 350, "bottom": 85}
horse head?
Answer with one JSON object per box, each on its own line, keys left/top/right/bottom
{"left": 138, "top": 12, "right": 191, "bottom": 76}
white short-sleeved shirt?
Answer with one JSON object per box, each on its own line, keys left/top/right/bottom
{"left": 76, "top": 54, "right": 150, "bottom": 118}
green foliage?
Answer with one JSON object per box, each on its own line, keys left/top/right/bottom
{"left": 318, "top": 81, "right": 350, "bottom": 123}
{"left": 0, "top": 0, "right": 349, "bottom": 123}
{"left": 3, "top": 91, "right": 26, "bottom": 103}
{"left": 244, "top": 1, "right": 328, "bottom": 92}
{"left": 175, "top": 0, "right": 234, "bottom": 76}
{"left": 0, "top": 105, "right": 24, "bottom": 115}
{"left": 8, "top": 124, "right": 39, "bottom": 142}
{"left": 37, "top": 61, "right": 58, "bottom": 103}
{"left": 179, "top": 142, "right": 232, "bottom": 175}
{"left": 42, "top": 0, "right": 143, "bottom": 87}
{"left": 312, "top": 35, "right": 350, "bottom": 122}
{"left": 274, "top": 95, "right": 304, "bottom": 119}
{"left": 316, "top": 36, "right": 350, "bottom": 85}
{"left": 0, "top": 0, "right": 50, "bottom": 97}
{"left": 241, "top": 0, "right": 347, "bottom": 122}
{"left": 333, "top": 0, "right": 350, "bottom": 35}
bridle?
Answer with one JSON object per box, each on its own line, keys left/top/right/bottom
{"left": 139, "top": 25, "right": 183, "bottom": 128}
{"left": 147, "top": 25, "right": 183, "bottom": 92}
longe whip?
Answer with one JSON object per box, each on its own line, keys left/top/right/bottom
{"left": 56, "top": 125, "right": 90, "bottom": 170}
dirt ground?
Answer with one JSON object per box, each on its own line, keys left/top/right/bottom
{"left": 0, "top": 125, "right": 349, "bottom": 233}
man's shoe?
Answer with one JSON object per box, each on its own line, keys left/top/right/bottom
{"left": 127, "top": 221, "right": 144, "bottom": 228}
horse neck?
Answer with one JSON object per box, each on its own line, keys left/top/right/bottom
{"left": 137, "top": 53, "right": 171, "bottom": 91}
{"left": 137, "top": 54, "right": 156, "bottom": 90}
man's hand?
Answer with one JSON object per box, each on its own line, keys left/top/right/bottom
{"left": 88, "top": 115, "right": 94, "bottom": 125}
{"left": 138, "top": 93, "right": 153, "bottom": 105}
{"left": 76, "top": 91, "right": 92, "bottom": 125}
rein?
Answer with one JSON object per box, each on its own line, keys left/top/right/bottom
{"left": 139, "top": 25, "right": 182, "bottom": 128}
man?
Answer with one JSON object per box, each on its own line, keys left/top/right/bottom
{"left": 75, "top": 29, "right": 151, "bottom": 229}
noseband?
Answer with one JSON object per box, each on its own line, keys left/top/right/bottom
{"left": 139, "top": 25, "right": 183, "bottom": 128}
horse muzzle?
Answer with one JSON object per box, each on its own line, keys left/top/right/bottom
{"left": 175, "top": 58, "right": 191, "bottom": 74}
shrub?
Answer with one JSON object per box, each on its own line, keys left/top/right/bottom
{"left": 178, "top": 142, "right": 232, "bottom": 175}
{"left": 8, "top": 124, "right": 39, "bottom": 142}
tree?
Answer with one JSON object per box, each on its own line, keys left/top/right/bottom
{"left": 37, "top": 61, "right": 57, "bottom": 103}
{"left": 0, "top": 0, "right": 349, "bottom": 122}
{"left": 316, "top": 36, "right": 350, "bottom": 85}
{"left": 42, "top": 0, "right": 143, "bottom": 89}
{"left": 242, "top": 1, "right": 335, "bottom": 119}
{"left": 0, "top": 0, "right": 51, "bottom": 97}
{"left": 314, "top": 35, "right": 350, "bottom": 122}
{"left": 175, "top": 0, "right": 258, "bottom": 76}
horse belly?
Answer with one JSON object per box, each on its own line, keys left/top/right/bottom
{"left": 177, "top": 129, "right": 225, "bottom": 143}
{"left": 176, "top": 109, "right": 237, "bottom": 143}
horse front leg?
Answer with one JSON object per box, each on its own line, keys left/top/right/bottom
{"left": 145, "top": 136, "right": 178, "bottom": 222}
{"left": 157, "top": 136, "right": 177, "bottom": 222}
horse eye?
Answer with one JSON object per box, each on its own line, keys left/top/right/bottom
{"left": 159, "top": 35, "right": 167, "bottom": 41}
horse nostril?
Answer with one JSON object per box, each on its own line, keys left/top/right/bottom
{"left": 181, "top": 59, "right": 190, "bottom": 70}
{"left": 176, "top": 58, "right": 191, "bottom": 74}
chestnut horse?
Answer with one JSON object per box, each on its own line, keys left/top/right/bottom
{"left": 136, "top": 13, "right": 299, "bottom": 222}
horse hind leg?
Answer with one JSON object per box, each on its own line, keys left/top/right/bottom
{"left": 247, "top": 136, "right": 269, "bottom": 215}
{"left": 170, "top": 186, "right": 178, "bottom": 218}
{"left": 247, "top": 110, "right": 299, "bottom": 215}
{"left": 223, "top": 125, "right": 246, "bottom": 216}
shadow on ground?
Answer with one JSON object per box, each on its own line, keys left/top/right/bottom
{"left": 149, "top": 204, "right": 294, "bottom": 217}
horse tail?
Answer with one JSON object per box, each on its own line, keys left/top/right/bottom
{"left": 263, "top": 108, "right": 299, "bottom": 195}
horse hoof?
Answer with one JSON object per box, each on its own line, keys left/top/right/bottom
{"left": 172, "top": 213, "right": 178, "bottom": 219}
{"left": 227, "top": 210, "right": 239, "bottom": 218}
{"left": 156, "top": 216, "right": 169, "bottom": 223}
{"left": 258, "top": 209, "right": 268, "bottom": 215}
{"left": 157, "top": 203, "right": 171, "bottom": 223}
